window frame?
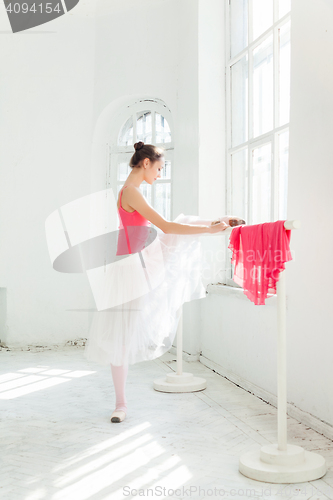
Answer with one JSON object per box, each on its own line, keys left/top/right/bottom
{"left": 224, "top": 0, "right": 291, "bottom": 287}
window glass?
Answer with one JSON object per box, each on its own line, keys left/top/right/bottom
{"left": 230, "top": 0, "right": 248, "bottom": 58}
{"left": 279, "top": 0, "right": 291, "bottom": 19}
{"left": 279, "top": 21, "right": 291, "bottom": 126}
{"left": 252, "top": 143, "right": 271, "bottom": 224}
{"left": 155, "top": 183, "right": 171, "bottom": 220}
{"left": 140, "top": 183, "right": 152, "bottom": 205}
{"left": 118, "top": 162, "right": 131, "bottom": 181}
{"left": 118, "top": 116, "right": 133, "bottom": 146}
{"left": 160, "top": 160, "right": 171, "bottom": 179}
{"left": 231, "top": 54, "right": 248, "bottom": 147}
{"left": 156, "top": 113, "right": 171, "bottom": 143}
{"left": 137, "top": 111, "right": 152, "bottom": 143}
{"left": 252, "top": 0, "right": 273, "bottom": 41}
{"left": 253, "top": 35, "right": 274, "bottom": 138}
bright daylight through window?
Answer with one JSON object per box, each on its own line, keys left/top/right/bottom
{"left": 225, "top": 0, "right": 291, "bottom": 286}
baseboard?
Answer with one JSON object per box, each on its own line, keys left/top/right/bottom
{"left": 0, "top": 338, "right": 87, "bottom": 350}
{"left": 169, "top": 346, "right": 200, "bottom": 362}
{"left": 200, "top": 354, "right": 333, "bottom": 442}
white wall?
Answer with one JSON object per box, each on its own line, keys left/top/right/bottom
{"left": 0, "top": 2, "right": 96, "bottom": 346}
{"left": 200, "top": 0, "right": 333, "bottom": 430}
{"left": 285, "top": 0, "right": 333, "bottom": 426}
{"left": 0, "top": 0, "right": 203, "bottom": 349}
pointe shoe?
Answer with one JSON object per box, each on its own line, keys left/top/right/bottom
{"left": 229, "top": 218, "right": 246, "bottom": 227}
{"left": 211, "top": 217, "right": 246, "bottom": 227}
{"left": 111, "top": 410, "right": 126, "bottom": 423}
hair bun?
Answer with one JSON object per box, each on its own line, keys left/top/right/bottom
{"left": 134, "top": 141, "right": 144, "bottom": 151}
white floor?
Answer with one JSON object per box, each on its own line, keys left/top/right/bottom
{"left": 1, "top": 346, "right": 333, "bottom": 500}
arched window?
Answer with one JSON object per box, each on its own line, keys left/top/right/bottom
{"left": 108, "top": 99, "right": 174, "bottom": 229}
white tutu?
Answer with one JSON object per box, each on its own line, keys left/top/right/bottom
{"left": 84, "top": 214, "right": 210, "bottom": 366}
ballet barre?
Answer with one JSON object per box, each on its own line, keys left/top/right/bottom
{"left": 154, "top": 218, "right": 327, "bottom": 484}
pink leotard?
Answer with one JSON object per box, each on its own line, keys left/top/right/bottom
{"left": 116, "top": 185, "right": 151, "bottom": 256}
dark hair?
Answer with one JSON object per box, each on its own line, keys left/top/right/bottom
{"left": 130, "top": 142, "right": 165, "bottom": 168}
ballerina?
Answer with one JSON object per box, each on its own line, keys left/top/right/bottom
{"left": 84, "top": 141, "right": 244, "bottom": 423}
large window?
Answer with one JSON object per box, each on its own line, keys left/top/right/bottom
{"left": 108, "top": 100, "right": 174, "bottom": 229}
{"left": 225, "top": 0, "right": 291, "bottom": 286}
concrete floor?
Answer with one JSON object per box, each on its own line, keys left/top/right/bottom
{"left": 0, "top": 345, "right": 333, "bottom": 500}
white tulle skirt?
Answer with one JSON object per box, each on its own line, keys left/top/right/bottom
{"left": 84, "top": 214, "right": 210, "bottom": 366}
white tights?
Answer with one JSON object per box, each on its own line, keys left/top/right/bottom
{"left": 110, "top": 363, "right": 128, "bottom": 413}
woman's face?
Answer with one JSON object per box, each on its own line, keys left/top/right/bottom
{"left": 147, "top": 158, "right": 165, "bottom": 184}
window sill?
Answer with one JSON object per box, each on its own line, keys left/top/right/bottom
{"left": 206, "top": 283, "right": 277, "bottom": 304}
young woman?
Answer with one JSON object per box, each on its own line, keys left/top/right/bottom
{"left": 84, "top": 142, "right": 241, "bottom": 423}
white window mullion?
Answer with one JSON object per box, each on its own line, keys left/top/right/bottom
{"left": 226, "top": 0, "right": 232, "bottom": 171}
{"left": 273, "top": 0, "right": 278, "bottom": 25}
{"left": 226, "top": 49, "right": 231, "bottom": 146}
{"left": 248, "top": 49, "right": 253, "bottom": 148}
{"left": 168, "top": 149, "right": 174, "bottom": 221}
{"left": 226, "top": 59, "right": 232, "bottom": 214}
{"left": 229, "top": 11, "right": 290, "bottom": 68}
{"left": 152, "top": 110, "right": 156, "bottom": 144}
{"left": 133, "top": 113, "right": 137, "bottom": 143}
{"left": 226, "top": 147, "right": 232, "bottom": 282}
{"left": 248, "top": 146, "right": 253, "bottom": 225}
{"left": 272, "top": 8, "right": 278, "bottom": 221}
{"left": 270, "top": 140, "right": 277, "bottom": 222}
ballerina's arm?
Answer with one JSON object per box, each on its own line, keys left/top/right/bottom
{"left": 122, "top": 185, "right": 228, "bottom": 235}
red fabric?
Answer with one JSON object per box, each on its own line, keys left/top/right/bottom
{"left": 228, "top": 220, "right": 292, "bottom": 305}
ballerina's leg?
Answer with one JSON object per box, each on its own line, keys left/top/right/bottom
{"left": 110, "top": 362, "right": 129, "bottom": 413}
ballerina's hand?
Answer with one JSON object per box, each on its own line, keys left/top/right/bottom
{"left": 208, "top": 221, "right": 229, "bottom": 233}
